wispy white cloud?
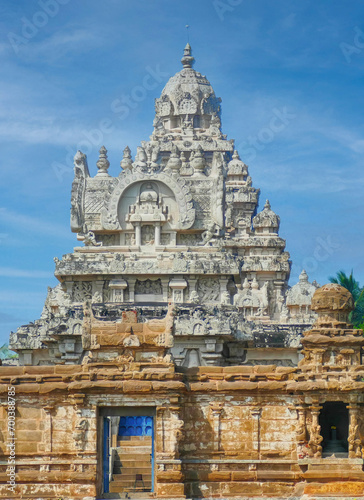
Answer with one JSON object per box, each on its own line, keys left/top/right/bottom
{"left": 0, "top": 208, "right": 68, "bottom": 238}
{"left": 0, "top": 267, "right": 52, "bottom": 279}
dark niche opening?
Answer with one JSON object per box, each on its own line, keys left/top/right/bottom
{"left": 319, "top": 401, "right": 349, "bottom": 457}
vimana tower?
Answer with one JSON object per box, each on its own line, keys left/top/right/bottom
{"left": 3, "top": 45, "right": 364, "bottom": 500}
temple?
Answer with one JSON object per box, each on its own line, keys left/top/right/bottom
{"left": 2, "top": 45, "right": 364, "bottom": 500}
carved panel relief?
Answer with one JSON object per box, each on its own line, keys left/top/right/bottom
{"left": 135, "top": 279, "right": 162, "bottom": 295}
{"left": 197, "top": 278, "right": 220, "bottom": 302}
{"left": 141, "top": 225, "right": 155, "bottom": 245}
{"left": 72, "top": 282, "right": 92, "bottom": 302}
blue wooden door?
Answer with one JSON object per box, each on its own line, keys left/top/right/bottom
{"left": 103, "top": 417, "right": 110, "bottom": 493}
{"left": 118, "top": 416, "right": 153, "bottom": 437}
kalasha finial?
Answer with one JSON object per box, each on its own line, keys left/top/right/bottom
{"left": 181, "top": 43, "right": 195, "bottom": 69}
{"left": 120, "top": 145, "right": 133, "bottom": 171}
{"left": 96, "top": 145, "right": 110, "bottom": 177}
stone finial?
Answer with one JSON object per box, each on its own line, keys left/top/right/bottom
{"left": 311, "top": 283, "right": 354, "bottom": 326}
{"left": 264, "top": 199, "right": 271, "bottom": 210}
{"left": 299, "top": 270, "right": 309, "bottom": 282}
{"left": 96, "top": 146, "right": 110, "bottom": 177}
{"left": 181, "top": 43, "right": 195, "bottom": 69}
{"left": 166, "top": 144, "right": 182, "bottom": 172}
{"left": 191, "top": 144, "right": 206, "bottom": 174}
{"left": 120, "top": 146, "right": 133, "bottom": 171}
{"left": 251, "top": 277, "right": 259, "bottom": 290}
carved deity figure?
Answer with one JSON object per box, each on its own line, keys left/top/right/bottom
{"left": 201, "top": 222, "right": 220, "bottom": 245}
{"left": 73, "top": 419, "right": 89, "bottom": 451}
{"left": 349, "top": 412, "right": 363, "bottom": 458}
{"left": 308, "top": 424, "right": 323, "bottom": 458}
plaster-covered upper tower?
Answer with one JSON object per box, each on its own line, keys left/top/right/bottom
{"left": 10, "top": 45, "right": 318, "bottom": 367}
{"left": 153, "top": 44, "right": 223, "bottom": 139}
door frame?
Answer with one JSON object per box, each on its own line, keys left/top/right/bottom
{"left": 100, "top": 406, "right": 156, "bottom": 495}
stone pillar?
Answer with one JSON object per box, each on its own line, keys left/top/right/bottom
{"left": 155, "top": 222, "right": 161, "bottom": 246}
{"left": 128, "top": 278, "right": 136, "bottom": 302}
{"left": 168, "top": 404, "right": 183, "bottom": 459}
{"left": 347, "top": 404, "right": 362, "bottom": 458}
{"left": 188, "top": 277, "right": 197, "bottom": 302}
{"left": 209, "top": 402, "right": 224, "bottom": 452}
{"left": 170, "top": 231, "right": 177, "bottom": 246}
{"left": 156, "top": 406, "right": 167, "bottom": 457}
{"left": 43, "top": 404, "right": 55, "bottom": 454}
{"left": 296, "top": 406, "right": 308, "bottom": 459}
{"left": 250, "top": 407, "right": 261, "bottom": 460}
{"left": 155, "top": 403, "right": 185, "bottom": 499}
{"left": 308, "top": 405, "right": 323, "bottom": 458}
{"left": 22, "top": 350, "right": 33, "bottom": 365}
{"left": 135, "top": 223, "right": 141, "bottom": 246}
{"left": 161, "top": 277, "right": 169, "bottom": 302}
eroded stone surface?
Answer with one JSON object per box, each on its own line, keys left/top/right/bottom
{"left": 3, "top": 46, "right": 363, "bottom": 500}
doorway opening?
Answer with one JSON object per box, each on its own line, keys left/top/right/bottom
{"left": 101, "top": 407, "right": 155, "bottom": 498}
{"left": 319, "top": 401, "right": 349, "bottom": 457}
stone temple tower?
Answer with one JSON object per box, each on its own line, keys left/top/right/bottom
{"left": 10, "top": 44, "right": 317, "bottom": 367}
{"left": 4, "top": 45, "right": 364, "bottom": 500}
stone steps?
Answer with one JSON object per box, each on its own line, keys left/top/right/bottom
{"left": 110, "top": 435, "right": 153, "bottom": 493}
{"left": 113, "top": 465, "right": 151, "bottom": 474}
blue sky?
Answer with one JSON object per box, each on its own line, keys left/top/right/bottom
{"left": 1, "top": 0, "right": 364, "bottom": 345}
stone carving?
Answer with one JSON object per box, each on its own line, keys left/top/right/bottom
{"left": 120, "top": 146, "right": 133, "bottom": 171}
{"left": 123, "top": 334, "right": 140, "bottom": 347}
{"left": 109, "top": 254, "right": 126, "bottom": 273}
{"left": 286, "top": 270, "right": 317, "bottom": 323}
{"left": 78, "top": 226, "right": 102, "bottom": 247}
{"left": 97, "top": 234, "right": 117, "bottom": 246}
{"left": 201, "top": 222, "right": 220, "bottom": 245}
{"left": 96, "top": 146, "right": 110, "bottom": 177}
{"left": 179, "top": 233, "right": 201, "bottom": 246}
{"left": 73, "top": 282, "right": 92, "bottom": 302}
{"left": 308, "top": 423, "right": 323, "bottom": 458}
{"left": 141, "top": 225, "right": 155, "bottom": 245}
{"left": 221, "top": 291, "right": 231, "bottom": 305}
{"left": 70, "top": 151, "right": 89, "bottom": 232}
{"left": 135, "top": 279, "right": 162, "bottom": 295}
{"left": 253, "top": 200, "right": 280, "bottom": 233}
{"left": 189, "top": 291, "right": 199, "bottom": 304}
{"left": 7, "top": 45, "right": 364, "bottom": 500}
{"left": 348, "top": 410, "right": 362, "bottom": 458}
{"left": 197, "top": 278, "right": 220, "bottom": 302}
{"left": 101, "top": 169, "right": 195, "bottom": 231}
{"left": 13, "top": 43, "right": 317, "bottom": 371}
{"left": 160, "top": 233, "right": 170, "bottom": 245}
{"left": 73, "top": 418, "right": 88, "bottom": 451}
{"left": 234, "top": 279, "right": 269, "bottom": 317}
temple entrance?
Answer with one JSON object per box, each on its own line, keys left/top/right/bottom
{"left": 319, "top": 402, "right": 349, "bottom": 457}
{"left": 101, "top": 408, "right": 154, "bottom": 499}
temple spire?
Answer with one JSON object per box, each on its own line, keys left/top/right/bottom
{"left": 181, "top": 43, "right": 195, "bottom": 69}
